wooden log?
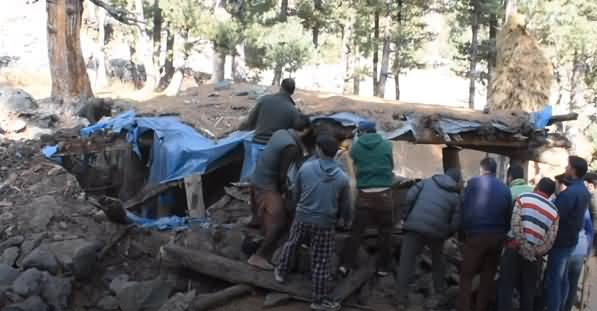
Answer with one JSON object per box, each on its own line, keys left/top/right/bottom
{"left": 163, "top": 244, "right": 378, "bottom": 304}
{"left": 163, "top": 244, "right": 312, "bottom": 298}
{"left": 191, "top": 284, "right": 252, "bottom": 310}
{"left": 123, "top": 180, "right": 182, "bottom": 210}
{"left": 547, "top": 113, "right": 578, "bottom": 126}
{"left": 184, "top": 174, "right": 205, "bottom": 218}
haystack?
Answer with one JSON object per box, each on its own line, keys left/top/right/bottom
{"left": 487, "top": 14, "right": 553, "bottom": 112}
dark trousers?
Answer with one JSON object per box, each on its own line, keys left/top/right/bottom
{"left": 341, "top": 189, "right": 394, "bottom": 271}
{"left": 459, "top": 232, "right": 504, "bottom": 311}
{"left": 396, "top": 232, "right": 446, "bottom": 302}
{"left": 497, "top": 247, "right": 541, "bottom": 311}
{"left": 252, "top": 187, "right": 289, "bottom": 259}
{"left": 277, "top": 221, "right": 336, "bottom": 303}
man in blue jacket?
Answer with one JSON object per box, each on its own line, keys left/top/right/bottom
{"left": 459, "top": 157, "right": 512, "bottom": 311}
{"left": 274, "top": 134, "right": 351, "bottom": 311}
{"left": 545, "top": 156, "right": 591, "bottom": 311}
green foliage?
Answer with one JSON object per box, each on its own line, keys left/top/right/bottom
{"left": 393, "top": 0, "right": 435, "bottom": 74}
{"left": 444, "top": 0, "right": 502, "bottom": 85}
{"left": 245, "top": 17, "right": 314, "bottom": 74}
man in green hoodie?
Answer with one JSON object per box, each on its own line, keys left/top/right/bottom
{"left": 340, "top": 120, "right": 395, "bottom": 276}
{"left": 508, "top": 164, "right": 533, "bottom": 201}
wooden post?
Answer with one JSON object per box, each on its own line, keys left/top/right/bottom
{"left": 509, "top": 158, "right": 529, "bottom": 180}
{"left": 442, "top": 146, "right": 461, "bottom": 173}
{"left": 184, "top": 174, "right": 205, "bottom": 218}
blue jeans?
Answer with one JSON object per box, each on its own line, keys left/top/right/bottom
{"left": 544, "top": 247, "right": 575, "bottom": 311}
{"left": 562, "top": 255, "right": 585, "bottom": 311}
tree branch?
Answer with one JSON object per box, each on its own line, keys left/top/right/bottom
{"left": 88, "top": 0, "right": 145, "bottom": 27}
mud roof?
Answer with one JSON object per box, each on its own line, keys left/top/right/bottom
{"left": 137, "top": 83, "right": 573, "bottom": 158}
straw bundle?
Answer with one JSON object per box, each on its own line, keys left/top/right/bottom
{"left": 487, "top": 14, "right": 553, "bottom": 112}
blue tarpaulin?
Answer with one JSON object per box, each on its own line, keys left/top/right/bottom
{"left": 48, "top": 111, "right": 253, "bottom": 185}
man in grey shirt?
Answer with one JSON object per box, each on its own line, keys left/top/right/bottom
{"left": 274, "top": 134, "right": 351, "bottom": 311}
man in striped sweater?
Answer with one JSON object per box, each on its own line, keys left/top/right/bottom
{"left": 497, "top": 177, "right": 559, "bottom": 311}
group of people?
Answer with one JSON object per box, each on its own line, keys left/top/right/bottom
{"left": 239, "top": 78, "right": 596, "bottom": 311}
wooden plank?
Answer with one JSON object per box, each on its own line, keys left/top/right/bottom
{"left": 123, "top": 181, "right": 182, "bottom": 210}
{"left": 184, "top": 174, "right": 205, "bottom": 218}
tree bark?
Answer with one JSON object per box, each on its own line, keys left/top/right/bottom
{"left": 312, "top": 0, "right": 322, "bottom": 47}
{"left": 372, "top": 9, "right": 380, "bottom": 96}
{"left": 353, "top": 42, "right": 360, "bottom": 95}
{"left": 158, "top": 27, "right": 175, "bottom": 90}
{"left": 47, "top": 0, "right": 94, "bottom": 102}
{"left": 376, "top": 0, "right": 392, "bottom": 98}
{"left": 132, "top": 0, "right": 157, "bottom": 91}
{"left": 342, "top": 9, "right": 355, "bottom": 95}
{"left": 279, "top": 0, "right": 288, "bottom": 22}
{"left": 468, "top": 0, "right": 480, "bottom": 109}
{"left": 212, "top": 48, "right": 226, "bottom": 83}
{"left": 152, "top": 0, "right": 162, "bottom": 89}
{"left": 487, "top": 12, "right": 497, "bottom": 103}
{"left": 272, "top": 65, "right": 283, "bottom": 86}
{"left": 393, "top": 0, "right": 403, "bottom": 100}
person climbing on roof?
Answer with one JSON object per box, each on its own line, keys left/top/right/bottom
{"left": 238, "top": 78, "right": 302, "bottom": 181}
{"left": 496, "top": 177, "right": 559, "bottom": 311}
{"left": 339, "top": 120, "right": 395, "bottom": 277}
{"left": 274, "top": 134, "right": 351, "bottom": 311}
{"left": 247, "top": 114, "right": 312, "bottom": 270}
{"left": 459, "top": 157, "right": 513, "bottom": 311}
{"left": 395, "top": 168, "right": 463, "bottom": 310}
{"left": 508, "top": 164, "right": 533, "bottom": 202}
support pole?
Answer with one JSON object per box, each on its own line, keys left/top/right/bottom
{"left": 442, "top": 146, "right": 462, "bottom": 173}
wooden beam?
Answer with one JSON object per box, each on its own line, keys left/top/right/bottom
{"left": 184, "top": 174, "right": 205, "bottom": 218}
{"left": 123, "top": 181, "right": 182, "bottom": 210}
{"left": 191, "top": 284, "right": 252, "bottom": 310}
{"left": 547, "top": 113, "right": 579, "bottom": 126}
{"left": 163, "top": 244, "right": 377, "bottom": 304}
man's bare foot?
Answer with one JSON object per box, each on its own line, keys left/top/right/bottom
{"left": 248, "top": 254, "right": 274, "bottom": 270}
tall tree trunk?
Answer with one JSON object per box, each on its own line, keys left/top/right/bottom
{"left": 376, "top": 0, "right": 392, "bottom": 98}
{"left": 211, "top": 47, "right": 226, "bottom": 83}
{"left": 94, "top": 3, "right": 108, "bottom": 90}
{"left": 353, "top": 42, "right": 360, "bottom": 95}
{"left": 166, "top": 33, "right": 190, "bottom": 96}
{"left": 134, "top": 0, "right": 157, "bottom": 91}
{"left": 393, "top": 0, "right": 403, "bottom": 100}
{"left": 372, "top": 9, "right": 380, "bottom": 96}
{"left": 468, "top": 0, "right": 480, "bottom": 109}
{"left": 342, "top": 9, "right": 355, "bottom": 95}
{"left": 47, "top": 0, "right": 93, "bottom": 102}
{"left": 280, "top": 0, "right": 288, "bottom": 22}
{"left": 312, "top": 0, "right": 322, "bottom": 47}
{"left": 505, "top": 0, "right": 517, "bottom": 22}
{"left": 152, "top": 0, "right": 162, "bottom": 88}
{"left": 487, "top": 12, "right": 498, "bottom": 103}
{"left": 158, "top": 27, "right": 175, "bottom": 90}
{"left": 272, "top": 65, "right": 283, "bottom": 86}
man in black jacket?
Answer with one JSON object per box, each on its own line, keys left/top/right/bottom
{"left": 247, "top": 114, "right": 311, "bottom": 270}
{"left": 239, "top": 78, "right": 301, "bottom": 181}
{"left": 395, "top": 168, "right": 462, "bottom": 310}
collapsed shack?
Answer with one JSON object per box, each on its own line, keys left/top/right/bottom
{"left": 37, "top": 87, "right": 577, "bottom": 310}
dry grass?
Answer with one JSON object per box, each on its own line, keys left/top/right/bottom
{"left": 487, "top": 13, "right": 553, "bottom": 112}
